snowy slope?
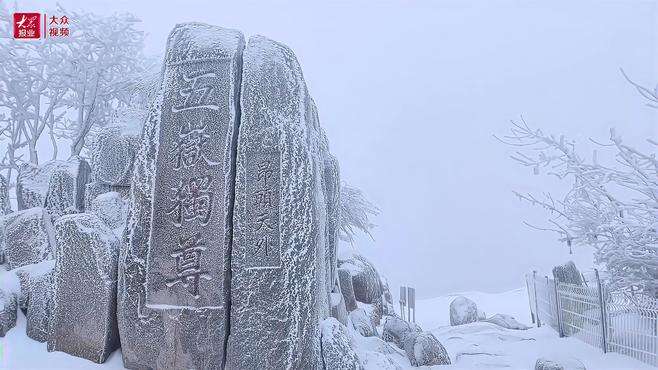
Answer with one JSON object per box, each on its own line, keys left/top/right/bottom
{"left": 416, "top": 288, "right": 655, "bottom": 370}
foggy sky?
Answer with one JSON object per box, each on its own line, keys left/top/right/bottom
{"left": 23, "top": 0, "right": 658, "bottom": 299}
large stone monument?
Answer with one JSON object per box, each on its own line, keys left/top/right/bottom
{"left": 226, "top": 35, "right": 329, "bottom": 370}
{"left": 118, "top": 23, "right": 243, "bottom": 369}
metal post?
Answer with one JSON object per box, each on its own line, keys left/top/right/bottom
{"left": 553, "top": 279, "right": 564, "bottom": 337}
{"left": 595, "top": 269, "right": 608, "bottom": 353}
{"left": 525, "top": 274, "right": 536, "bottom": 324}
{"left": 399, "top": 286, "right": 407, "bottom": 322}
{"left": 532, "top": 270, "right": 541, "bottom": 327}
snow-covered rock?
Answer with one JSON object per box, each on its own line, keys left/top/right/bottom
{"left": 322, "top": 155, "right": 341, "bottom": 297}
{"left": 49, "top": 213, "right": 120, "bottom": 363}
{"left": 227, "top": 34, "right": 328, "bottom": 369}
{"left": 4, "top": 207, "right": 55, "bottom": 270}
{"left": 350, "top": 307, "right": 377, "bottom": 337}
{"left": 16, "top": 158, "right": 91, "bottom": 213}
{"left": 90, "top": 126, "right": 139, "bottom": 186}
{"left": 84, "top": 182, "right": 130, "bottom": 211}
{"left": 485, "top": 313, "right": 530, "bottom": 330}
{"left": 450, "top": 296, "right": 478, "bottom": 326}
{"left": 44, "top": 168, "right": 80, "bottom": 218}
{"left": 0, "top": 174, "right": 11, "bottom": 215}
{"left": 331, "top": 290, "right": 349, "bottom": 326}
{"left": 402, "top": 331, "right": 451, "bottom": 366}
{"left": 26, "top": 269, "right": 54, "bottom": 342}
{"left": 552, "top": 261, "right": 583, "bottom": 286}
{"left": 339, "top": 253, "right": 383, "bottom": 305}
{"left": 380, "top": 276, "right": 396, "bottom": 315}
{"left": 535, "top": 357, "right": 587, "bottom": 370}
{"left": 382, "top": 315, "right": 420, "bottom": 348}
{"left": 118, "top": 23, "right": 243, "bottom": 369}
{"left": 0, "top": 288, "right": 17, "bottom": 337}
{"left": 320, "top": 318, "right": 361, "bottom": 370}
{"left": 339, "top": 267, "right": 358, "bottom": 311}
{"left": 477, "top": 308, "right": 487, "bottom": 321}
{"left": 90, "top": 192, "right": 127, "bottom": 230}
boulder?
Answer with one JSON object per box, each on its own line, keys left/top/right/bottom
{"left": 118, "top": 23, "right": 243, "bottom": 369}
{"left": 84, "top": 182, "right": 130, "bottom": 211}
{"left": 450, "top": 296, "right": 478, "bottom": 326}
{"left": 48, "top": 213, "right": 120, "bottom": 363}
{"left": 402, "top": 331, "right": 451, "bottom": 366}
{"left": 320, "top": 318, "right": 361, "bottom": 370}
{"left": 90, "top": 192, "right": 128, "bottom": 230}
{"left": 90, "top": 126, "right": 139, "bottom": 186}
{"left": 535, "top": 357, "right": 586, "bottom": 370}
{"left": 330, "top": 291, "right": 349, "bottom": 326}
{"left": 16, "top": 158, "right": 91, "bottom": 213}
{"left": 350, "top": 307, "right": 377, "bottom": 337}
{"left": 26, "top": 269, "right": 54, "bottom": 342}
{"left": 338, "top": 268, "right": 358, "bottom": 312}
{"left": 4, "top": 207, "right": 55, "bottom": 270}
{"left": 338, "top": 253, "right": 382, "bottom": 304}
{"left": 552, "top": 261, "right": 584, "bottom": 286}
{"left": 380, "top": 276, "right": 396, "bottom": 315}
{"left": 227, "top": 35, "right": 328, "bottom": 369}
{"left": 382, "top": 315, "right": 420, "bottom": 348}
{"left": 485, "top": 314, "right": 530, "bottom": 330}
{"left": 0, "top": 174, "right": 11, "bottom": 215}
{"left": 0, "top": 288, "right": 17, "bottom": 337}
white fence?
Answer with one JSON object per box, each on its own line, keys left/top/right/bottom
{"left": 525, "top": 271, "right": 658, "bottom": 367}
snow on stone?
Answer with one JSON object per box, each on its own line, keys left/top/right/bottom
{"left": 320, "top": 318, "right": 361, "bottom": 369}
{"left": 484, "top": 313, "right": 530, "bottom": 330}
{"left": 16, "top": 158, "right": 91, "bottom": 213}
{"left": 49, "top": 213, "right": 120, "bottom": 363}
{"left": 90, "top": 191, "right": 128, "bottom": 230}
{"left": 4, "top": 207, "right": 55, "bottom": 270}
{"left": 450, "top": 295, "right": 479, "bottom": 326}
{"left": 0, "top": 287, "right": 17, "bottom": 337}
{"left": 90, "top": 126, "right": 139, "bottom": 187}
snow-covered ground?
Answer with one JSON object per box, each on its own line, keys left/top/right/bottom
{"left": 1, "top": 283, "right": 654, "bottom": 369}
{"left": 415, "top": 288, "right": 655, "bottom": 369}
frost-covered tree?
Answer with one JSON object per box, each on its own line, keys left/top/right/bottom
{"left": 500, "top": 115, "right": 658, "bottom": 297}
{"left": 56, "top": 6, "right": 148, "bottom": 156}
{"left": 339, "top": 182, "right": 379, "bottom": 244}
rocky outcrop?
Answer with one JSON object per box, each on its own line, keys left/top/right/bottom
{"left": 0, "top": 288, "right": 17, "bottom": 337}
{"left": 4, "top": 207, "right": 55, "bottom": 270}
{"left": 339, "top": 253, "right": 382, "bottom": 304}
{"left": 321, "top": 318, "right": 361, "bottom": 370}
{"left": 90, "top": 126, "right": 139, "bottom": 187}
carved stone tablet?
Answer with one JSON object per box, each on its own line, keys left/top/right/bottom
{"left": 227, "top": 35, "right": 328, "bottom": 370}
{"left": 145, "top": 23, "right": 243, "bottom": 309}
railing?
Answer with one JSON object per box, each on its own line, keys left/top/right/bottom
{"left": 525, "top": 271, "right": 658, "bottom": 367}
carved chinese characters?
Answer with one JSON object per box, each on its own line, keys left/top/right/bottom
{"left": 246, "top": 153, "right": 281, "bottom": 268}
{"left": 145, "top": 25, "right": 243, "bottom": 310}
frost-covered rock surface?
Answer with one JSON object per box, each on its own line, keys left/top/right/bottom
{"left": 535, "top": 357, "right": 586, "bottom": 370}
{"left": 485, "top": 313, "right": 530, "bottom": 330}
{"left": 16, "top": 158, "right": 91, "bottom": 212}
{"left": 322, "top": 155, "right": 341, "bottom": 296}
{"left": 84, "top": 181, "right": 130, "bottom": 211}
{"left": 552, "top": 261, "right": 584, "bottom": 286}
{"left": 227, "top": 34, "right": 329, "bottom": 369}
{"left": 4, "top": 207, "right": 55, "bottom": 270}
{"left": 382, "top": 315, "right": 420, "bottom": 348}
{"left": 90, "top": 192, "right": 128, "bottom": 230}
{"left": 0, "top": 288, "right": 17, "bottom": 337}
{"left": 321, "top": 318, "right": 361, "bottom": 370}
{"left": 90, "top": 126, "right": 139, "bottom": 186}
{"left": 350, "top": 307, "right": 377, "bottom": 337}
{"left": 331, "top": 290, "right": 349, "bottom": 326}
{"left": 450, "top": 295, "right": 478, "bottom": 326}
{"left": 26, "top": 269, "right": 54, "bottom": 342}
{"left": 402, "top": 331, "right": 451, "bottom": 366}
{"left": 119, "top": 23, "right": 243, "bottom": 369}
{"left": 49, "top": 213, "right": 120, "bottom": 363}
{"left": 339, "top": 253, "right": 382, "bottom": 304}
{"left": 339, "top": 267, "right": 358, "bottom": 311}
{"left": 0, "top": 174, "right": 11, "bottom": 215}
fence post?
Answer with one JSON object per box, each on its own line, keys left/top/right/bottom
{"left": 553, "top": 279, "right": 564, "bottom": 337}
{"left": 595, "top": 269, "right": 608, "bottom": 353}
{"left": 525, "top": 274, "right": 536, "bottom": 324}
{"left": 533, "top": 270, "right": 541, "bottom": 327}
